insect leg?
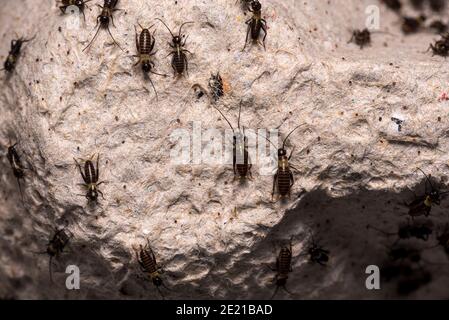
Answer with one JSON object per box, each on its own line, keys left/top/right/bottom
{"left": 282, "top": 285, "right": 294, "bottom": 296}
{"left": 149, "top": 245, "right": 157, "bottom": 263}
{"left": 184, "top": 54, "right": 189, "bottom": 76}
{"left": 83, "top": 23, "right": 102, "bottom": 52}
{"left": 233, "top": 140, "right": 237, "bottom": 175}
{"left": 147, "top": 75, "right": 159, "bottom": 101}
{"left": 288, "top": 147, "right": 296, "bottom": 161}
{"left": 49, "top": 256, "right": 54, "bottom": 283}
{"left": 150, "top": 70, "right": 168, "bottom": 77}
{"left": 95, "top": 154, "right": 100, "bottom": 183}
{"left": 74, "top": 158, "right": 88, "bottom": 183}
{"left": 134, "top": 25, "right": 140, "bottom": 52}
{"left": 248, "top": 164, "right": 253, "bottom": 179}
{"left": 165, "top": 51, "right": 175, "bottom": 59}
{"left": 98, "top": 189, "right": 105, "bottom": 200}
{"left": 59, "top": 5, "right": 68, "bottom": 14}
{"left": 270, "top": 285, "right": 280, "bottom": 300}
{"left": 161, "top": 281, "right": 171, "bottom": 291}
{"left": 272, "top": 172, "right": 278, "bottom": 200}
{"left": 133, "top": 58, "right": 142, "bottom": 67}
{"left": 289, "top": 164, "right": 300, "bottom": 173}
{"left": 261, "top": 20, "right": 267, "bottom": 50}
{"left": 289, "top": 171, "right": 295, "bottom": 188}
{"left": 348, "top": 34, "right": 355, "bottom": 44}
{"left": 17, "top": 177, "right": 24, "bottom": 202}
{"left": 111, "top": 13, "right": 116, "bottom": 28}
{"left": 242, "top": 23, "right": 251, "bottom": 51}
{"left": 22, "top": 35, "right": 36, "bottom": 43}
{"left": 106, "top": 26, "right": 123, "bottom": 51}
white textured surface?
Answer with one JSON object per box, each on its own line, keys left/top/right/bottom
{"left": 1, "top": 0, "right": 449, "bottom": 299}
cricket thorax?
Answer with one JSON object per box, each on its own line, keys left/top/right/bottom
{"left": 278, "top": 157, "right": 289, "bottom": 170}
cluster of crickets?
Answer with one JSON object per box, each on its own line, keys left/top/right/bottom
{"left": 349, "top": 0, "right": 449, "bottom": 56}
{"left": 366, "top": 169, "right": 449, "bottom": 295}
{"left": 2, "top": 0, "right": 449, "bottom": 299}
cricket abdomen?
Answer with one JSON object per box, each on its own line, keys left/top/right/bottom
{"left": 277, "top": 169, "right": 292, "bottom": 196}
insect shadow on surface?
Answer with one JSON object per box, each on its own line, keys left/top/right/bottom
{"left": 428, "top": 20, "right": 447, "bottom": 34}
{"left": 348, "top": 28, "right": 397, "bottom": 50}
{"left": 156, "top": 18, "right": 193, "bottom": 77}
{"left": 381, "top": 0, "right": 403, "bottom": 11}
{"left": 6, "top": 142, "right": 29, "bottom": 204}
{"left": 401, "top": 14, "right": 427, "bottom": 34}
{"left": 83, "top": 0, "right": 123, "bottom": 52}
{"left": 298, "top": 231, "right": 330, "bottom": 266}
{"left": 436, "top": 224, "right": 449, "bottom": 254}
{"left": 367, "top": 219, "right": 433, "bottom": 244}
{"left": 1, "top": 36, "right": 35, "bottom": 73}
{"left": 32, "top": 228, "right": 73, "bottom": 283}
{"left": 266, "top": 236, "right": 295, "bottom": 299}
{"left": 426, "top": 33, "right": 449, "bottom": 57}
{"left": 348, "top": 29, "right": 371, "bottom": 49}
{"left": 426, "top": 224, "right": 449, "bottom": 255}
{"left": 429, "top": 0, "right": 446, "bottom": 12}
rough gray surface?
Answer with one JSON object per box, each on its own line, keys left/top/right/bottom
{"left": 1, "top": 0, "right": 449, "bottom": 299}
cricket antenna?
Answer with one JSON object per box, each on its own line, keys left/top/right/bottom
{"left": 237, "top": 100, "right": 242, "bottom": 130}
{"left": 212, "top": 106, "right": 235, "bottom": 133}
{"left": 282, "top": 124, "right": 305, "bottom": 150}
{"left": 260, "top": 130, "right": 278, "bottom": 150}
{"left": 178, "top": 21, "right": 194, "bottom": 36}
{"left": 106, "top": 26, "right": 123, "bottom": 51}
{"left": 83, "top": 25, "right": 102, "bottom": 52}
{"left": 156, "top": 18, "right": 175, "bottom": 38}
{"left": 415, "top": 168, "right": 435, "bottom": 190}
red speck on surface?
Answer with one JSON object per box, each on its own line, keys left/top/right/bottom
{"left": 438, "top": 92, "right": 449, "bottom": 102}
